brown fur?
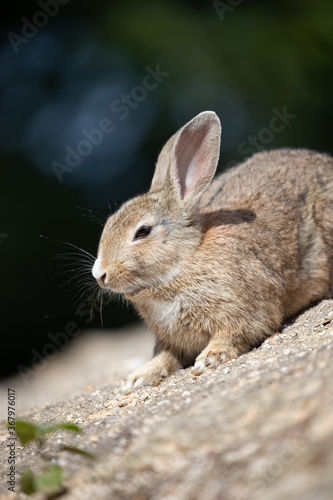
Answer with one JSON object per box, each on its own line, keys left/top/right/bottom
{"left": 92, "top": 111, "right": 333, "bottom": 390}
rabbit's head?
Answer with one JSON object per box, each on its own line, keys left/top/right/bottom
{"left": 92, "top": 111, "right": 221, "bottom": 296}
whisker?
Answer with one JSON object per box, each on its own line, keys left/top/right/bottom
{"left": 73, "top": 204, "right": 107, "bottom": 221}
{"left": 56, "top": 263, "right": 94, "bottom": 274}
{"left": 42, "top": 305, "right": 73, "bottom": 319}
{"left": 55, "top": 252, "right": 95, "bottom": 262}
{"left": 56, "top": 264, "right": 93, "bottom": 275}
{"left": 42, "top": 231, "right": 111, "bottom": 325}
{"left": 60, "top": 275, "right": 95, "bottom": 288}
{"left": 40, "top": 235, "right": 95, "bottom": 260}
{"left": 99, "top": 290, "right": 104, "bottom": 327}
{"left": 72, "top": 205, "right": 107, "bottom": 226}
{"left": 72, "top": 212, "right": 105, "bottom": 227}
{"left": 91, "top": 169, "right": 113, "bottom": 214}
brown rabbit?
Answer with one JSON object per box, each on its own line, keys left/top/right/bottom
{"left": 92, "top": 111, "right": 333, "bottom": 391}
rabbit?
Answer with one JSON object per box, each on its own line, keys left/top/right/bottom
{"left": 92, "top": 111, "right": 333, "bottom": 391}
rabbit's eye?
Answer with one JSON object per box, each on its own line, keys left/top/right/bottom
{"left": 134, "top": 225, "right": 152, "bottom": 240}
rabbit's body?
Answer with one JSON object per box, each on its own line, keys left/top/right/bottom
{"left": 92, "top": 112, "right": 333, "bottom": 390}
{"left": 131, "top": 148, "right": 333, "bottom": 368}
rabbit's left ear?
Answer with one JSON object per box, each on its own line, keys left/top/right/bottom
{"left": 150, "top": 132, "right": 178, "bottom": 193}
{"left": 170, "top": 111, "right": 221, "bottom": 206}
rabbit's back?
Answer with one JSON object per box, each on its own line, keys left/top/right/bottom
{"left": 201, "top": 149, "right": 333, "bottom": 213}
{"left": 198, "top": 148, "right": 333, "bottom": 317}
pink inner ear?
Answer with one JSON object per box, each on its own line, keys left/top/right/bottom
{"left": 175, "top": 124, "right": 210, "bottom": 199}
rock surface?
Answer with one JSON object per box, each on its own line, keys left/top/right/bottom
{"left": 1, "top": 299, "right": 333, "bottom": 500}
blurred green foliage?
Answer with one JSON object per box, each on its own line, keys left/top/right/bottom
{"left": 14, "top": 420, "right": 81, "bottom": 446}
{"left": 12, "top": 419, "right": 94, "bottom": 496}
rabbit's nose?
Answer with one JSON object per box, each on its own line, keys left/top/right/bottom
{"left": 92, "top": 257, "right": 107, "bottom": 286}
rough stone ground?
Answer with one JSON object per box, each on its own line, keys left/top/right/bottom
{"left": 1, "top": 299, "right": 333, "bottom": 500}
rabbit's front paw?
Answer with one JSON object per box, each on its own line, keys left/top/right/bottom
{"left": 123, "top": 358, "right": 178, "bottom": 393}
{"left": 191, "top": 344, "right": 238, "bottom": 375}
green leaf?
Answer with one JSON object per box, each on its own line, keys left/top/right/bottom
{"left": 20, "top": 468, "right": 36, "bottom": 495}
{"left": 15, "top": 421, "right": 40, "bottom": 446}
{"left": 60, "top": 445, "right": 96, "bottom": 460}
{"left": 52, "top": 423, "right": 82, "bottom": 434}
{"left": 40, "top": 422, "right": 82, "bottom": 436}
{"left": 14, "top": 420, "right": 82, "bottom": 446}
{"left": 35, "top": 465, "right": 65, "bottom": 498}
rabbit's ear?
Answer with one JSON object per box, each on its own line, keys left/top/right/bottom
{"left": 150, "top": 133, "right": 178, "bottom": 193}
{"left": 150, "top": 112, "right": 221, "bottom": 206}
{"left": 170, "top": 111, "right": 221, "bottom": 205}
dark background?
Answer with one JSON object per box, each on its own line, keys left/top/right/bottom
{"left": 1, "top": 0, "right": 333, "bottom": 377}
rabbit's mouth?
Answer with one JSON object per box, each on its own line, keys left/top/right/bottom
{"left": 102, "top": 264, "right": 181, "bottom": 297}
{"left": 106, "top": 281, "right": 146, "bottom": 297}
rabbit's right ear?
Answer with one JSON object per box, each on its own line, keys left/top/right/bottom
{"left": 150, "top": 111, "right": 221, "bottom": 209}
